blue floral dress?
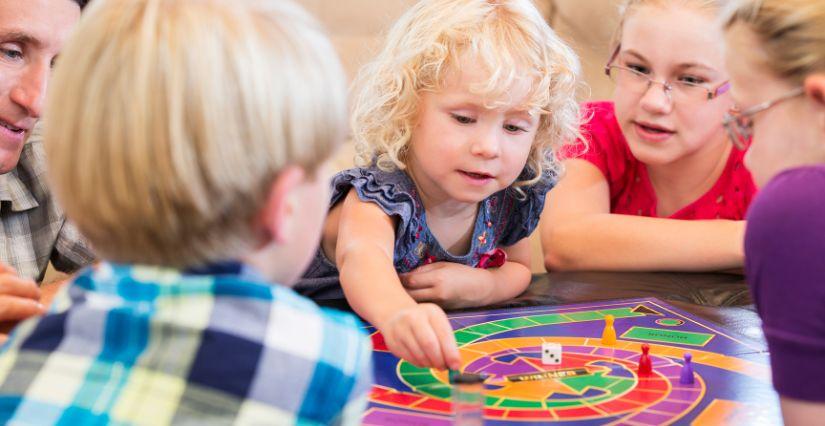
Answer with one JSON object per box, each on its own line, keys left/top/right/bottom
{"left": 295, "top": 166, "right": 554, "bottom": 300}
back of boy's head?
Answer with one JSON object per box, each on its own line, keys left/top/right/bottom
{"left": 44, "top": 0, "right": 347, "bottom": 268}
{"left": 352, "top": 0, "right": 582, "bottom": 186}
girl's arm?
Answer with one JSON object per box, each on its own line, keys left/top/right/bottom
{"left": 540, "top": 159, "right": 745, "bottom": 271}
{"left": 780, "top": 398, "right": 825, "bottom": 426}
{"left": 402, "top": 238, "right": 532, "bottom": 309}
{"left": 335, "top": 190, "right": 460, "bottom": 370}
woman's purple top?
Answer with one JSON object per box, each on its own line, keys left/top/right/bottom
{"left": 745, "top": 164, "right": 825, "bottom": 402}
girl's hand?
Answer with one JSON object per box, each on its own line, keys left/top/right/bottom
{"left": 377, "top": 303, "right": 461, "bottom": 370}
{"left": 400, "top": 262, "right": 493, "bottom": 309}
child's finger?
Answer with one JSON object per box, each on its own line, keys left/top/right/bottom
{"left": 429, "top": 311, "right": 460, "bottom": 371}
{"left": 406, "top": 288, "right": 434, "bottom": 302}
{"left": 399, "top": 273, "right": 433, "bottom": 289}
{"left": 410, "top": 320, "right": 445, "bottom": 369}
{"left": 391, "top": 337, "right": 418, "bottom": 367}
{"left": 399, "top": 326, "right": 429, "bottom": 367}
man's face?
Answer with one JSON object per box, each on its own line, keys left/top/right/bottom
{"left": 0, "top": 0, "right": 80, "bottom": 173}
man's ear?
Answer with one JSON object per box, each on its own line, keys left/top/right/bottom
{"left": 260, "top": 166, "right": 305, "bottom": 244}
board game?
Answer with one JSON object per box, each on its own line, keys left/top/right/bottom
{"left": 363, "top": 298, "right": 780, "bottom": 425}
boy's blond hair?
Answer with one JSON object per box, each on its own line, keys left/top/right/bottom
{"left": 44, "top": 0, "right": 347, "bottom": 267}
{"left": 723, "top": 0, "right": 825, "bottom": 86}
{"left": 351, "top": 0, "right": 582, "bottom": 188}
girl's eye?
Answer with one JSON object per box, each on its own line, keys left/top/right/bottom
{"left": 451, "top": 114, "right": 475, "bottom": 124}
{"left": 627, "top": 63, "right": 650, "bottom": 75}
{"left": 679, "top": 75, "right": 707, "bottom": 85}
{"left": 504, "top": 124, "right": 527, "bottom": 133}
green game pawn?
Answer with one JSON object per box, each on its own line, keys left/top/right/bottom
{"left": 601, "top": 314, "right": 617, "bottom": 346}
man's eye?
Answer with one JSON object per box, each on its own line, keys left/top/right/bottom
{"left": 1, "top": 49, "right": 22, "bottom": 61}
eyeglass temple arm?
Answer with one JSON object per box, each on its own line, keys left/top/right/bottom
{"left": 709, "top": 81, "right": 731, "bottom": 100}
{"left": 605, "top": 45, "right": 620, "bottom": 76}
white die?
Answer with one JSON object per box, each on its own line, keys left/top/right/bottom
{"left": 541, "top": 342, "right": 562, "bottom": 365}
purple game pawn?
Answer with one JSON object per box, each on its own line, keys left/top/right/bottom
{"left": 679, "top": 353, "right": 694, "bottom": 385}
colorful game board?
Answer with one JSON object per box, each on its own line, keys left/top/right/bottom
{"left": 363, "top": 298, "right": 779, "bottom": 425}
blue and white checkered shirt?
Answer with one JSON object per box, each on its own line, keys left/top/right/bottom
{"left": 0, "top": 262, "right": 373, "bottom": 424}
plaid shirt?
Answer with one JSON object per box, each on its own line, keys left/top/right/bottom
{"left": 0, "top": 262, "right": 373, "bottom": 425}
{"left": 0, "top": 127, "right": 94, "bottom": 281}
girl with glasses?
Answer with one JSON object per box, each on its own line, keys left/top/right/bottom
{"left": 724, "top": 0, "right": 825, "bottom": 422}
{"left": 540, "top": 0, "right": 756, "bottom": 272}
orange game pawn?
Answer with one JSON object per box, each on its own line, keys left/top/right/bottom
{"left": 601, "top": 314, "right": 617, "bottom": 346}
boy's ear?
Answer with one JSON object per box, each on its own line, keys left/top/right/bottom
{"left": 261, "top": 166, "right": 305, "bottom": 244}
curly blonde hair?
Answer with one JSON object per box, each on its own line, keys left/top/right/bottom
{"left": 351, "top": 0, "right": 582, "bottom": 188}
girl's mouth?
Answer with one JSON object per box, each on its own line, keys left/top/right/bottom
{"left": 633, "top": 121, "right": 676, "bottom": 142}
{"left": 459, "top": 170, "right": 495, "bottom": 185}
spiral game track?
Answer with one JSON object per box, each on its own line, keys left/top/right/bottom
{"left": 363, "top": 298, "right": 780, "bottom": 425}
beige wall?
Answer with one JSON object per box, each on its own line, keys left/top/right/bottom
{"left": 300, "top": 1, "right": 624, "bottom": 272}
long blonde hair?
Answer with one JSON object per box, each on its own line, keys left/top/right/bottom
{"left": 351, "top": 0, "right": 582, "bottom": 187}
{"left": 45, "top": 0, "right": 347, "bottom": 267}
{"left": 723, "top": 0, "right": 825, "bottom": 85}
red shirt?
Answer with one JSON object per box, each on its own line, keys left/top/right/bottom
{"left": 566, "top": 101, "right": 756, "bottom": 219}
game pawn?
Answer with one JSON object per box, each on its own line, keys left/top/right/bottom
{"left": 601, "top": 314, "right": 617, "bottom": 346}
{"left": 451, "top": 372, "right": 486, "bottom": 426}
{"left": 637, "top": 343, "right": 652, "bottom": 376}
{"left": 680, "top": 353, "right": 695, "bottom": 385}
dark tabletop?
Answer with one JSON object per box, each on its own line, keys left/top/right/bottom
{"left": 318, "top": 271, "right": 765, "bottom": 347}
{"left": 505, "top": 271, "right": 765, "bottom": 346}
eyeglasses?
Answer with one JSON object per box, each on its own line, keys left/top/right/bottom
{"left": 604, "top": 46, "right": 730, "bottom": 105}
{"left": 722, "top": 87, "right": 805, "bottom": 150}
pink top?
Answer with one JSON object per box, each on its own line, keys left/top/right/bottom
{"left": 566, "top": 101, "right": 756, "bottom": 219}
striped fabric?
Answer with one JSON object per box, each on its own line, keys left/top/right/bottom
{"left": 0, "top": 262, "right": 373, "bottom": 425}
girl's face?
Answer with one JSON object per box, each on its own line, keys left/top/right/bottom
{"left": 613, "top": 4, "right": 733, "bottom": 167}
{"left": 406, "top": 57, "right": 539, "bottom": 206}
{"left": 725, "top": 25, "right": 825, "bottom": 187}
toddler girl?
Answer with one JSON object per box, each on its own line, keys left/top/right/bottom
{"left": 297, "top": 0, "right": 581, "bottom": 370}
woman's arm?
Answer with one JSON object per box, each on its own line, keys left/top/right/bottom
{"left": 541, "top": 159, "right": 745, "bottom": 271}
